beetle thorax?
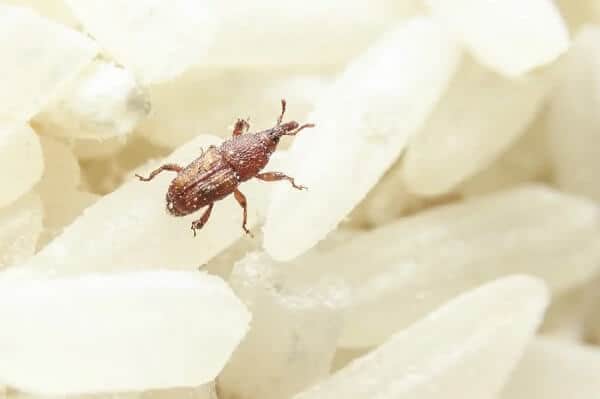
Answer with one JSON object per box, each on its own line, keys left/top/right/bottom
{"left": 221, "top": 133, "right": 273, "bottom": 181}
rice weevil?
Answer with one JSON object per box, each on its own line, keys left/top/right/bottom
{"left": 135, "top": 99, "right": 314, "bottom": 236}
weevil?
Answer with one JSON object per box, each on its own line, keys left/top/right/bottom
{"left": 135, "top": 99, "right": 314, "bottom": 236}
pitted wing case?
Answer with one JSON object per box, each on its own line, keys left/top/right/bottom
{"left": 177, "top": 146, "right": 222, "bottom": 183}
{"left": 167, "top": 146, "right": 239, "bottom": 215}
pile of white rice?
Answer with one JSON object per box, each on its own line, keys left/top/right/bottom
{"left": 0, "top": 1, "right": 599, "bottom": 398}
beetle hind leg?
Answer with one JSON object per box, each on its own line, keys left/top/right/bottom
{"left": 191, "top": 203, "right": 214, "bottom": 237}
{"left": 135, "top": 163, "right": 183, "bottom": 181}
{"left": 234, "top": 189, "right": 253, "bottom": 237}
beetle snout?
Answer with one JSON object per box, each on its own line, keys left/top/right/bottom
{"left": 281, "top": 121, "right": 299, "bottom": 132}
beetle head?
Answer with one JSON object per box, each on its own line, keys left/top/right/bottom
{"left": 263, "top": 120, "right": 314, "bottom": 151}
{"left": 280, "top": 121, "right": 300, "bottom": 133}
{"left": 267, "top": 121, "right": 299, "bottom": 142}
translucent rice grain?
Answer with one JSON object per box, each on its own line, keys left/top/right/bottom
{"left": 0, "top": 4, "right": 97, "bottom": 123}
{"left": 293, "top": 276, "right": 549, "bottom": 399}
{"left": 140, "top": 384, "right": 218, "bottom": 399}
{"left": 2, "top": 0, "right": 79, "bottom": 27}
{"left": 547, "top": 27, "right": 600, "bottom": 202}
{"left": 264, "top": 17, "right": 461, "bottom": 261}
{"left": 584, "top": 276, "right": 600, "bottom": 345}
{"left": 24, "top": 135, "right": 284, "bottom": 274}
{"left": 402, "top": 58, "right": 552, "bottom": 196}
{"left": 0, "top": 193, "right": 43, "bottom": 269}
{"left": 500, "top": 337, "right": 600, "bottom": 399}
{"left": 424, "top": 0, "right": 569, "bottom": 76}
{"left": 312, "top": 227, "right": 362, "bottom": 252}
{"left": 64, "top": 0, "right": 218, "bottom": 83}
{"left": 78, "top": 136, "right": 169, "bottom": 195}
{"left": 37, "top": 136, "right": 80, "bottom": 190}
{"left": 203, "top": 0, "right": 422, "bottom": 67}
{"left": 320, "top": 185, "right": 600, "bottom": 347}
{"left": 0, "top": 124, "right": 44, "bottom": 207}
{"left": 35, "top": 137, "right": 98, "bottom": 246}
{"left": 0, "top": 271, "right": 250, "bottom": 395}
{"left": 203, "top": 234, "right": 260, "bottom": 279}
{"left": 37, "top": 190, "right": 99, "bottom": 249}
{"left": 349, "top": 162, "right": 426, "bottom": 228}
{"left": 8, "top": 390, "right": 142, "bottom": 399}
{"left": 139, "top": 67, "right": 330, "bottom": 149}
{"left": 458, "top": 114, "right": 551, "bottom": 197}
{"left": 34, "top": 61, "right": 150, "bottom": 140}
{"left": 591, "top": 1, "right": 600, "bottom": 22}
{"left": 539, "top": 288, "right": 588, "bottom": 340}
{"left": 330, "top": 348, "right": 372, "bottom": 373}
{"left": 218, "top": 252, "right": 349, "bottom": 399}
{"left": 554, "top": 0, "right": 594, "bottom": 34}
{"left": 71, "top": 136, "right": 128, "bottom": 160}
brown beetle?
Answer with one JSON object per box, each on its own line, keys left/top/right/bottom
{"left": 135, "top": 99, "right": 314, "bottom": 236}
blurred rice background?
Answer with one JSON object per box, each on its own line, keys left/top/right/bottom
{"left": 0, "top": 1, "right": 600, "bottom": 398}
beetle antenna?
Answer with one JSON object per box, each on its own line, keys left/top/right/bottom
{"left": 277, "top": 99, "right": 287, "bottom": 126}
{"left": 285, "top": 123, "right": 315, "bottom": 136}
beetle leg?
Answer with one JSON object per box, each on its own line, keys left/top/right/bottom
{"left": 135, "top": 163, "right": 183, "bottom": 181}
{"left": 232, "top": 118, "right": 250, "bottom": 136}
{"left": 285, "top": 123, "right": 315, "bottom": 136}
{"left": 190, "top": 203, "right": 214, "bottom": 237}
{"left": 276, "top": 98, "right": 287, "bottom": 126}
{"left": 256, "top": 172, "right": 307, "bottom": 190}
{"left": 233, "top": 189, "right": 253, "bottom": 236}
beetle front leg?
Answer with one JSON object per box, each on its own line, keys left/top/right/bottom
{"left": 191, "top": 203, "right": 214, "bottom": 237}
{"left": 255, "top": 172, "right": 307, "bottom": 190}
{"left": 234, "top": 189, "right": 253, "bottom": 236}
{"left": 135, "top": 164, "right": 183, "bottom": 181}
{"left": 232, "top": 118, "right": 250, "bottom": 136}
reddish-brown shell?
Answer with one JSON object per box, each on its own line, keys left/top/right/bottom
{"left": 220, "top": 132, "right": 275, "bottom": 181}
{"left": 135, "top": 99, "right": 313, "bottom": 236}
{"left": 166, "top": 146, "right": 238, "bottom": 216}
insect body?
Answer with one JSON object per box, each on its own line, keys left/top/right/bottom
{"left": 135, "top": 99, "right": 314, "bottom": 236}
